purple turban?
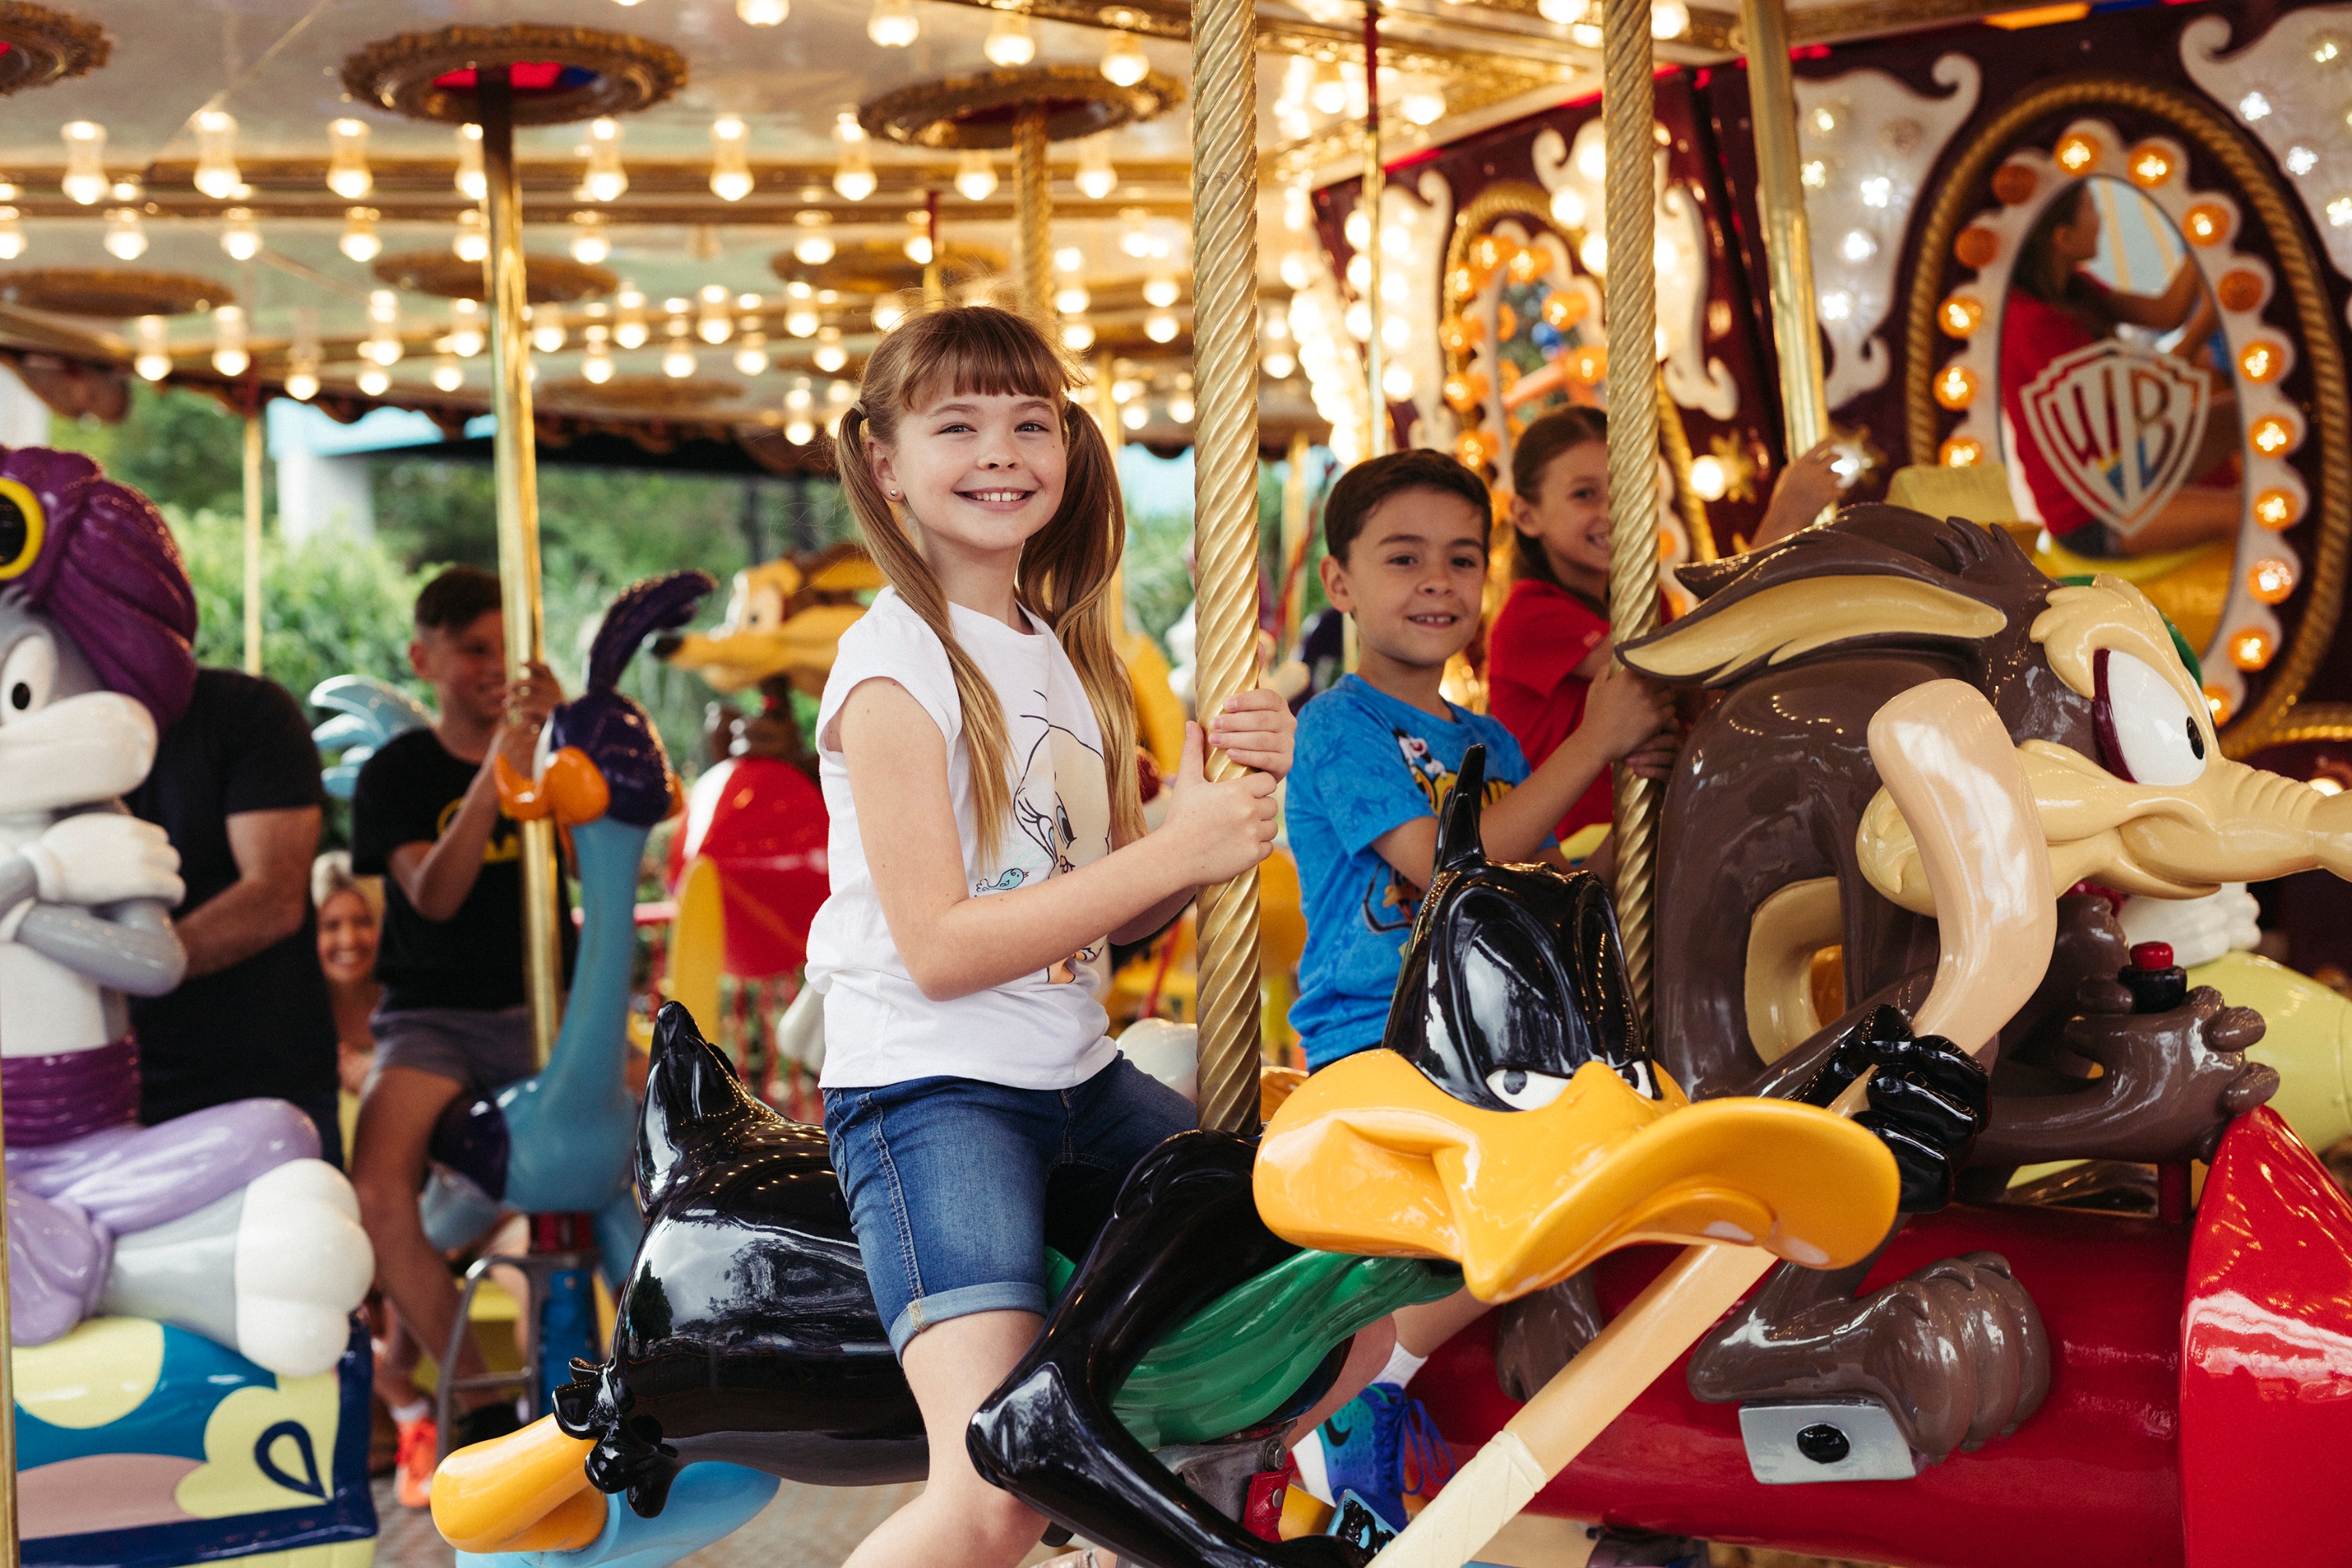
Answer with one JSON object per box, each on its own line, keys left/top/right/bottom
{"left": 0, "top": 445, "right": 198, "bottom": 730}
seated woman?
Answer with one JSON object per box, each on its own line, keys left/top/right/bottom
{"left": 2002, "top": 178, "right": 2240, "bottom": 556}
{"left": 314, "top": 851, "right": 382, "bottom": 1098}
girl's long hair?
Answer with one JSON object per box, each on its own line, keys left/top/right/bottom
{"left": 2013, "top": 180, "right": 2118, "bottom": 337}
{"left": 833, "top": 305, "right": 1141, "bottom": 862}
{"left": 1507, "top": 405, "right": 1610, "bottom": 602}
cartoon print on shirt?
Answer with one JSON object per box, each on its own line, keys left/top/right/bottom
{"left": 970, "top": 684, "right": 1112, "bottom": 985}
{"left": 1361, "top": 725, "right": 1515, "bottom": 934}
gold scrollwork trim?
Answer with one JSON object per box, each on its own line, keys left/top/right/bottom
{"left": 341, "top": 24, "right": 688, "bottom": 126}
{"left": 858, "top": 65, "right": 1181, "bottom": 150}
{"left": 1902, "top": 74, "right": 2351, "bottom": 757}
{"left": 0, "top": 1, "right": 107, "bottom": 96}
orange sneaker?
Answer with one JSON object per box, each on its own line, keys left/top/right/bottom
{"left": 394, "top": 1415, "right": 438, "bottom": 1509}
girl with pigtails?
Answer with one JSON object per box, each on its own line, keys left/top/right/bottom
{"left": 804, "top": 305, "right": 1295, "bottom": 1567}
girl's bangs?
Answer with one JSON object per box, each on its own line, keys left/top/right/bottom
{"left": 895, "top": 308, "right": 1076, "bottom": 411}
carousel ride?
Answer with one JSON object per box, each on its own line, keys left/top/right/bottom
{"left": 9, "top": 0, "right": 2352, "bottom": 1566}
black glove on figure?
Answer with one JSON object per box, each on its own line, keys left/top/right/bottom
{"left": 1799, "top": 1005, "right": 1990, "bottom": 1213}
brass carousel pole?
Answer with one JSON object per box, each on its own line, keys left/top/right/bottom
{"left": 923, "top": 189, "right": 944, "bottom": 307}
{"left": 1189, "top": 0, "right": 1265, "bottom": 1137}
{"left": 1604, "top": 0, "right": 1663, "bottom": 1032}
{"left": 1283, "top": 429, "right": 1312, "bottom": 644}
{"left": 1014, "top": 107, "right": 1054, "bottom": 325}
{"left": 1361, "top": 0, "right": 1388, "bottom": 457}
{"left": 242, "top": 412, "right": 264, "bottom": 675}
{"left": 478, "top": 67, "right": 564, "bottom": 1065}
{"left": 1740, "top": 0, "right": 1831, "bottom": 459}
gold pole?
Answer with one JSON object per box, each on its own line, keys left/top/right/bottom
{"left": 1361, "top": 0, "right": 1388, "bottom": 457}
{"left": 479, "top": 68, "right": 564, "bottom": 1066}
{"left": 923, "top": 190, "right": 944, "bottom": 307}
{"left": 1014, "top": 108, "right": 1054, "bottom": 326}
{"left": 1604, "top": 0, "right": 1662, "bottom": 1033}
{"left": 242, "top": 412, "right": 263, "bottom": 676}
{"left": 1189, "top": 0, "right": 1265, "bottom": 1137}
{"left": 1740, "top": 0, "right": 1831, "bottom": 459}
{"left": 1282, "top": 429, "right": 1312, "bottom": 646}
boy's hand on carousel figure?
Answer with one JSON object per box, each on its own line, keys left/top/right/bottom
{"left": 492, "top": 660, "right": 564, "bottom": 773}
{"left": 1584, "top": 660, "right": 1677, "bottom": 765}
{"left": 1206, "top": 687, "right": 1297, "bottom": 779}
{"left": 1751, "top": 439, "right": 1848, "bottom": 549}
{"left": 1157, "top": 720, "right": 1279, "bottom": 885}
{"left": 1621, "top": 726, "right": 1683, "bottom": 783}
{"left": 21, "top": 813, "right": 185, "bottom": 909}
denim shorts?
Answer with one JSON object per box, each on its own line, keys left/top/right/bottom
{"left": 822, "top": 1054, "right": 1195, "bottom": 1356}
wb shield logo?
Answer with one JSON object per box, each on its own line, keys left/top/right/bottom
{"left": 2020, "top": 340, "right": 2212, "bottom": 536}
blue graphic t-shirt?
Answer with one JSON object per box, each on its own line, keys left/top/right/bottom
{"left": 1286, "top": 675, "right": 1530, "bottom": 1069}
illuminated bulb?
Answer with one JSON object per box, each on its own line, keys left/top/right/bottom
{"left": 815, "top": 327, "right": 847, "bottom": 372}
{"left": 2288, "top": 145, "right": 2319, "bottom": 177}
{"left": 194, "top": 110, "right": 242, "bottom": 200}
{"left": 2249, "top": 557, "right": 2296, "bottom": 604}
{"left": 533, "top": 303, "right": 567, "bottom": 354}
{"left": 786, "top": 379, "right": 814, "bottom": 413}
{"left": 1310, "top": 60, "right": 1348, "bottom": 117}
{"left": 1121, "top": 401, "right": 1148, "bottom": 430}
{"left": 326, "top": 118, "right": 372, "bottom": 199}
{"left": 1143, "top": 277, "right": 1179, "bottom": 308}
{"left": 663, "top": 342, "right": 697, "bottom": 378}
{"left": 1145, "top": 311, "right": 1178, "bottom": 343}
{"left": 134, "top": 316, "right": 172, "bottom": 382}
{"left": 354, "top": 365, "right": 387, "bottom": 396}
{"left": 0, "top": 209, "right": 21, "bottom": 260}
{"left": 431, "top": 355, "right": 463, "bottom": 392}
{"left": 782, "top": 416, "right": 813, "bottom": 443}
{"left": 1857, "top": 176, "right": 1891, "bottom": 209}
{"left": 456, "top": 124, "right": 486, "bottom": 201}
{"left": 905, "top": 220, "right": 933, "bottom": 263}
{"left": 2330, "top": 196, "right": 2352, "bottom": 229}
{"left": 1400, "top": 81, "right": 1446, "bottom": 125}
{"left": 1940, "top": 434, "right": 1984, "bottom": 466}
{"left": 2055, "top": 132, "right": 2097, "bottom": 172}
{"left": 1840, "top": 229, "right": 1878, "bottom": 262}
{"left": 1650, "top": 0, "right": 1688, "bottom": 38}
{"left": 449, "top": 298, "right": 485, "bottom": 357}
{"left": 570, "top": 212, "right": 610, "bottom": 264}
{"left": 1345, "top": 299, "right": 1372, "bottom": 339}
{"left": 2254, "top": 488, "right": 2299, "bottom": 529}
{"left": 1381, "top": 221, "right": 1412, "bottom": 259}
{"left": 1112, "top": 378, "right": 1141, "bottom": 403}
{"left": 1687, "top": 454, "right": 1728, "bottom": 501}
{"left": 2229, "top": 626, "right": 2275, "bottom": 671}
{"left": 1055, "top": 244, "right": 1083, "bottom": 272}
{"left": 873, "top": 296, "right": 909, "bottom": 332}
{"left": 698, "top": 288, "right": 732, "bottom": 344}
{"left": 1933, "top": 363, "right": 1976, "bottom": 409}
{"left": 211, "top": 304, "right": 248, "bottom": 376}
{"left": 956, "top": 151, "right": 998, "bottom": 201}
{"left": 1279, "top": 250, "right": 1315, "bottom": 290}
{"left": 1076, "top": 137, "right": 1117, "bottom": 200}
{"left": 1381, "top": 311, "right": 1408, "bottom": 350}
{"left": 1580, "top": 233, "right": 1608, "bottom": 273}
{"left": 1262, "top": 349, "right": 1295, "bottom": 378}
{"left": 1577, "top": 134, "right": 1606, "bottom": 182}
{"left": 1801, "top": 158, "right": 1827, "bottom": 189}
{"left": 985, "top": 11, "right": 1036, "bottom": 65}
{"left": 103, "top": 207, "right": 147, "bottom": 260}
{"left": 711, "top": 116, "right": 754, "bottom": 201}
{"left": 1940, "top": 295, "right": 1984, "bottom": 336}
{"left": 1056, "top": 284, "right": 1091, "bottom": 314}
{"left": 834, "top": 114, "right": 877, "bottom": 201}
{"left": 1570, "top": 21, "right": 1602, "bottom": 45}
{"left": 1100, "top": 31, "right": 1149, "bottom": 88}
{"left": 285, "top": 365, "right": 318, "bottom": 400}
{"left": 453, "top": 209, "right": 488, "bottom": 263}
{"left": 869, "top": 0, "right": 919, "bottom": 47}
{"left": 1820, "top": 289, "right": 1853, "bottom": 322}
{"left": 735, "top": 334, "right": 771, "bottom": 373}
{"left": 1381, "top": 363, "right": 1414, "bottom": 399}
{"left": 1120, "top": 209, "right": 1155, "bottom": 258}
{"left": 1168, "top": 394, "right": 1194, "bottom": 423}
{"left": 1062, "top": 321, "right": 1096, "bottom": 351}
{"left": 339, "top": 206, "right": 381, "bottom": 262}
{"left": 1538, "top": 0, "right": 1588, "bottom": 20}
{"left": 1347, "top": 252, "right": 1370, "bottom": 289}
{"left": 220, "top": 207, "right": 261, "bottom": 260}
{"left": 2314, "top": 31, "right": 2346, "bottom": 64}
{"left": 369, "top": 288, "right": 399, "bottom": 324}
{"left": 794, "top": 212, "right": 837, "bottom": 264}
{"left": 584, "top": 118, "right": 628, "bottom": 202}
{"left": 61, "top": 121, "right": 107, "bottom": 205}
{"left": 786, "top": 303, "right": 819, "bottom": 337}
{"left": 739, "top": 0, "right": 789, "bottom": 21}
{"left": 2238, "top": 91, "right": 2272, "bottom": 122}
{"left": 2251, "top": 414, "right": 2296, "bottom": 456}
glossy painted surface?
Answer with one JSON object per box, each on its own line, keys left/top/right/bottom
{"left": 2180, "top": 1105, "right": 2352, "bottom": 1565}
{"left": 1414, "top": 1203, "right": 2188, "bottom": 1568}
{"left": 674, "top": 755, "right": 829, "bottom": 981}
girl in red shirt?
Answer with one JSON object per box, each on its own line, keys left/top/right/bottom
{"left": 1488, "top": 408, "right": 1841, "bottom": 849}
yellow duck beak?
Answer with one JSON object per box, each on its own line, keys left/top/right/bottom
{"left": 1255, "top": 1051, "right": 1900, "bottom": 1304}
{"left": 430, "top": 1415, "right": 608, "bottom": 1555}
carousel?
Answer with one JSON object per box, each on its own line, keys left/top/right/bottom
{"left": 4, "top": 0, "right": 2352, "bottom": 1566}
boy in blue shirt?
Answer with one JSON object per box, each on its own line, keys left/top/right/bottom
{"left": 1283, "top": 448, "right": 1676, "bottom": 1524}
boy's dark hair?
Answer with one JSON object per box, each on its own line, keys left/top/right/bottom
{"left": 1323, "top": 449, "right": 1494, "bottom": 563}
{"left": 414, "top": 565, "right": 502, "bottom": 634}
{"left": 1509, "top": 406, "right": 1610, "bottom": 593}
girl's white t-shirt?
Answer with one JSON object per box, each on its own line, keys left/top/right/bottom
{"left": 805, "top": 588, "right": 1117, "bottom": 1091}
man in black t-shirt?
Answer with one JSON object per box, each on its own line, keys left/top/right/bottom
{"left": 350, "top": 565, "right": 562, "bottom": 1471}
{"left": 127, "top": 668, "right": 342, "bottom": 1163}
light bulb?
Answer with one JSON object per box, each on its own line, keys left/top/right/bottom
{"left": 1076, "top": 137, "right": 1118, "bottom": 200}
{"left": 735, "top": 335, "right": 771, "bottom": 373}
{"left": 194, "top": 110, "right": 242, "bottom": 199}
{"left": 220, "top": 206, "right": 261, "bottom": 260}
{"left": 0, "top": 209, "right": 22, "bottom": 260}
{"left": 739, "top": 0, "right": 789, "bottom": 20}
{"left": 833, "top": 114, "right": 877, "bottom": 201}
{"left": 1262, "top": 349, "right": 1295, "bottom": 379}
{"left": 985, "top": 11, "right": 1036, "bottom": 65}
{"left": 1345, "top": 299, "right": 1371, "bottom": 339}
{"left": 1168, "top": 394, "right": 1194, "bottom": 423}
{"left": 1400, "top": 82, "right": 1445, "bottom": 126}
{"left": 1119, "top": 207, "right": 1153, "bottom": 258}
{"left": 571, "top": 212, "right": 610, "bottom": 264}
{"left": 449, "top": 298, "right": 485, "bottom": 357}
{"left": 211, "top": 304, "right": 248, "bottom": 376}
{"left": 103, "top": 207, "right": 147, "bottom": 260}
{"left": 1056, "top": 284, "right": 1091, "bottom": 314}
{"left": 1121, "top": 401, "right": 1147, "bottom": 430}
{"left": 786, "top": 418, "right": 815, "bottom": 444}
{"left": 62, "top": 121, "right": 107, "bottom": 205}
{"left": 285, "top": 365, "right": 319, "bottom": 401}
{"left": 327, "top": 118, "right": 372, "bottom": 199}
{"left": 956, "top": 151, "right": 998, "bottom": 201}
{"left": 1538, "top": 0, "right": 1588, "bottom": 20}
{"left": 1310, "top": 61, "right": 1348, "bottom": 117}
{"left": 815, "top": 328, "right": 847, "bottom": 372}
{"left": 1382, "top": 363, "right": 1414, "bottom": 398}
{"left": 454, "top": 123, "right": 486, "bottom": 201}
{"left": 711, "top": 116, "right": 754, "bottom": 201}
{"left": 368, "top": 288, "right": 399, "bottom": 324}
{"left": 873, "top": 296, "right": 909, "bottom": 332}
{"left": 1100, "top": 31, "right": 1149, "bottom": 87}
{"left": 339, "top": 206, "right": 381, "bottom": 262}
{"left": 453, "top": 209, "right": 488, "bottom": 263}
{"left": 905, "top": 221, "right": 933, "bottom": 263}
{"left": 786, "top": 379, "right": 814, "bottom": 412}
{"left": 432, "top": 355, "right": 464, "bottom": 391}
{"left": 1550, "top": 186, "right": 1587, "bottom": 228}
{"left": 1265, "top": 303, "right": 1290, "bottom": 340}
{"left": 1143, "top": 276, "right": 1178, "bottom": 307}
{"left": 1063, "top": 321, "right": 1095, "bottom": 350}
{"left": 663, "top": 343, "right": 697, "bottom": 378}
{"left": 1054, "top": 245, "right": 1083, "bottom": 272}
{"left": 1145, "top": 311, "right": 1178, "bottom": 343}
{"left": 794, "top": 212, "right": 837, "bottom": 264}
{"left": 1651, "top": 0, "right": 1689, "bottom": 37}
{"left": 869, "top": 0, "right": 919, "bottom": 47}
{"left": 1279, "top": 250, "right": 1315, "bottom": 289}
{"left": 134, "top": 316, "right": 171, "bottom": 382}
{"left": 583, "top": 345, "right": 615, "bottom": 383}
{"left": 1580, "top": 232, "right": 1607, "bottom": 273}
{"left": 1381, "top": 311, "right": 1408, "bottom": 349}
{"left": 357, "top": 366, "right": 390, "bottom": 396}
{"left": 533, "top": 303, "right": 567, "bottom": 353}
{"left": 583, "top": 118, "right": 628, "bottom": 202}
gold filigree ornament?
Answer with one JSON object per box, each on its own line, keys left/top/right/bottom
{"left": 340, "top": 24, "right": 686, "bottom": 127}
{"left": 0, "top": 2, "right": 107, "bottom": 96}
{"left": 858, "top": 65, "right": 1181, "bottom": 149}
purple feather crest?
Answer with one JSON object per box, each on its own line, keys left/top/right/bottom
{"left": 588, "top": 571, "right": 717, "bottom": 694}
{"left": 1, "top": 445, "right": 198, "bottom": 729}
{"left": 549, "top": 572, "right": 715, "bottom": 827}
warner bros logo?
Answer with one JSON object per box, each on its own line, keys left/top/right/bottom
{"left": 2020, "top": 339, "right": 2212, "bottom": 536}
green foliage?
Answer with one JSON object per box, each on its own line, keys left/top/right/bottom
{"left": 46, "top": 383, "right": 256, "bottom": 519}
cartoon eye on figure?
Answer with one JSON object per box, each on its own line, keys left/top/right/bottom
{"left": 1486, "top": 1068, "right": 1571, "bottom": 1110}
{"left": 2093, "top": 647, "right": 2209, "bottom": 786}
{"left": 2, "top": 629, "right": 57, "bottom": 720}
